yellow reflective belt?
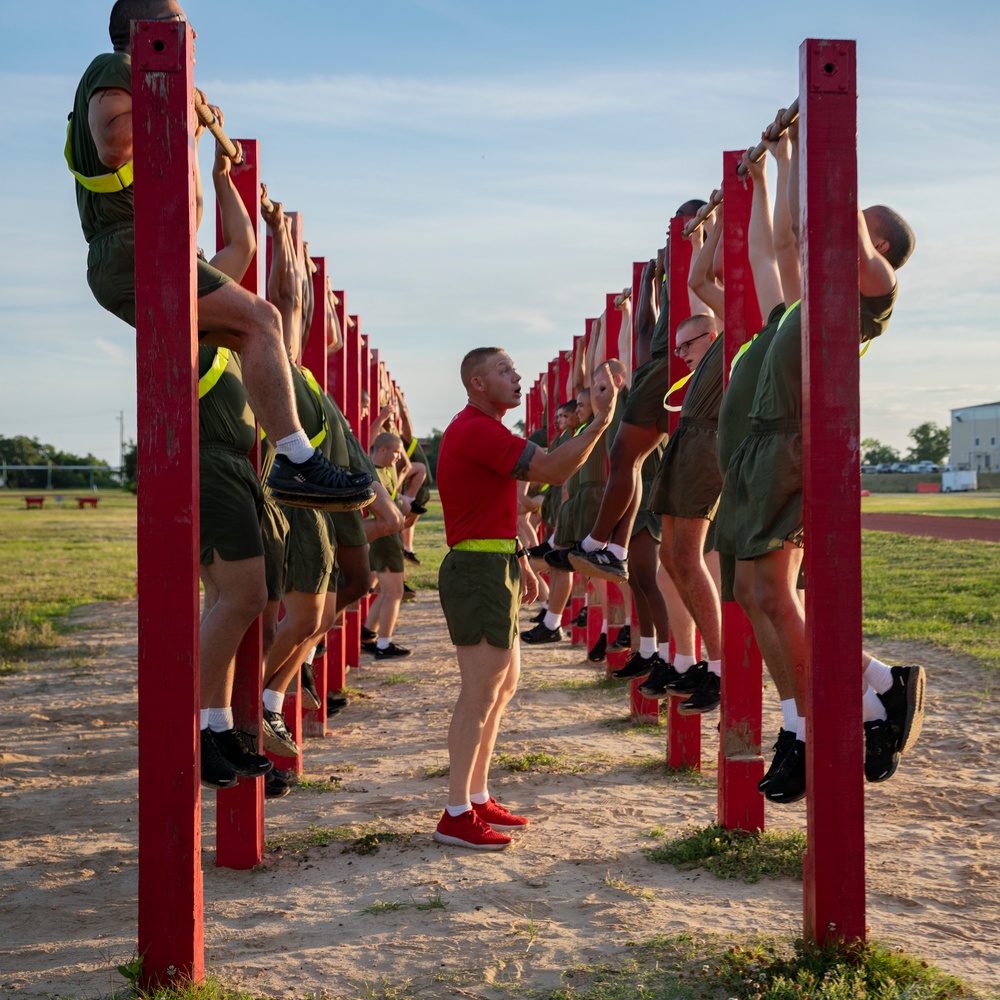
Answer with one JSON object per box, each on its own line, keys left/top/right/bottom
{"left": 197, "top": 348, "right": 230, "bottom": 399}
{"left": 406, "top": 438, "right": 419, "bottom": 458}
{"left": 299, "top": 366, "right": 329, "bottom": 449}
{"left": 452, "top": 538, "right": 517, "bottom": 553}
{"left": 662, "top": 371, "right": 693, "bottom": 412}
{"left": 64, "top": 119, "right": 134, "bottom": 193}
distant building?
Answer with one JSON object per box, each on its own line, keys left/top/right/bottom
{"left": 950, "top": 402, "right": 1000, "bottom": 471}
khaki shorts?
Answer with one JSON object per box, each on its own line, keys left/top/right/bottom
{"left": 438, "top": 550, "right": 521, "bottom": 649}
{"left": 261, "top": 497, "right": 290, "bottom": 601}
{"left": 620, "top": 354, "right": 673, "bottom": 434}
{"left": 327, "top": 509, "right": 367, "bottom": 549}
{"left": 370, "top": 531, "right": 405, "bottom": 574}
{"left": 647, "top": 417, "right": 722, "bottom": 519}
{"left": 199, "top": 445, "right": 265, "bottom": 565}
{"left": 87, "top": 224, "right": 231, "bottom": 328}
{"left": 284, "top": 505, "right": 335, "bottom": 595}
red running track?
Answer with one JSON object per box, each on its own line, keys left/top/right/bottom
{"left": 861, "top": 513, "right": 1000, "bottom": 543}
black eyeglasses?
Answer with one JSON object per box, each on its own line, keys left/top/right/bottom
{"left": 147, "top": 12, "right": 187, "bottom": 22}
{"left": 673, "top": 330, "right": 712, "bottom": 357}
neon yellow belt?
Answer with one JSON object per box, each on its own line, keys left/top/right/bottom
{"left": 452, "top": 538, "right": 517, "bottom": 553}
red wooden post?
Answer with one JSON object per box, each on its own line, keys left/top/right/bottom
{"left": 665, "top": 216, "right": 702, "bottom": 770}
{"left": 359, "top": 330, "right": 372, "bottom": 619}
{"left": 799, "top": 38, "right": 865, "bottom": 945}
{"left": 214, "top": 139, "right": 265, "bottom": 870}
{"left": 717, "top": 150, "right": 766, "bottom": 832}
{"left": 545, "top": 360, "right": 557, "bottom": 445}
{"left": 132, "top": 19, "right": 203, "bottom": 986}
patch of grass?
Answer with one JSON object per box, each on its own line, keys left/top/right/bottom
{"left": 528, "top": 675, "right": 623, "bottom": 694}
{"left": 295, "top": 775, "right": 342, "bottom": 792}
{"left": 633, "top": 758, "right": 714, "bottom": 786}
{"left": 413, "top": 891, "right": 448, "bottom": 911}
{"left": 266, "top": 820, "right": 410, "bottom": 858}
{"left": 345, "top": 828, "right": 411, "bottom": 856}
{"left": 603, "top": 871, "right": 655, "bottom": 900}
{"left": 381, "top": 673, "right": 410, "bottom": 685}
{"left": 350, "top": 973, "right": 415, "bottom": 1000}
{"left": 399, "top": 490, "right": 445, "bottom": 593}
{"left": 494, "top": 750, "right": 563, "bottom": 773}
{"left": 423, "top": 762, "right": 450, "bottom": 779}
{"left": 361, "top": 899, "right": 404, "bottom": 914}
{"left": 644, "top": 824, "right": 805, "bottom": 883}
{"left": 601, "top": 715, "right": 666, "bottom": 735}
{"left": 511, "top": 905, "right": 540, "bottom": 953}
{"left": 862, "top": 491, "right": 1000, "bottom": 519}
{"left": 362, "top": 892, "right": 448, "bottom": 916}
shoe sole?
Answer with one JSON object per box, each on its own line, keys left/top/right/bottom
{"left": 374, "top": 651, "right": 412, "bottom": 659}
{"left": 267, "top": 488, "right": 375, "bottom": 512}
{"left": 676, "top": 700, "right": 720, "bottom": 715}
{"left": 482, "top": 822, "right": 529, "bottom": 832}
{"left": 567, "top": 552, "right": 628, "bottom": 583}
{"left": 432, "top": 830, "right": 510, "bottom": 851}
{"left": 301, "top": 691, "right": 322, "bottom": 711}
{"left": 612, "top": 669, "right": 652, "bottom": 680}
{"left": 637, "top": 688, "right": 670, "bottom": 700}
{"left": 587, "top": 654, "right": 606, "bottom": 663}
{"left": 264, "top": 784, "right": 291, "bottom": 799}
{"left": 201, "top": 777, "right": 238, "bottom": 790}
{"left": 522, "top": 636, "right": 562, "bottom": 644}
{"left": 898, "top": 666, "right": 926, "bottom": 755}
{"left": 261, "top": 724, "right": 300, "bottom": 757}
{"left": 764, "top": 786, "right": 806, "bottom": 804}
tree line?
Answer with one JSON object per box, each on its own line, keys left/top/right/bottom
{"left": 0, "top": 435, "right": 121, "bottom": 490}
{"left": 861, "top": 421, "right": 949, "bottom": 467}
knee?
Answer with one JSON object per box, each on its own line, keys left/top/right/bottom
{"left": 755, "top": 582, "right": 794, "bottom": 624}
{"left": 245, "top": 297, "right": 282, "bottom": 339}
{"left": 732, "top": 571, "right": 755, "bottom": 613}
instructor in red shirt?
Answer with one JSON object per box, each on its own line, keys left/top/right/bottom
{"left": 434, "top": 347, "right": 617, "bottom": 850}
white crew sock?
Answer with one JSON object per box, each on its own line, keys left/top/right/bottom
{"left": 674, "top": 653, "right": 696, "bottom": 673}
{"left": 795, "top": 716, "right": 807, "bottom": 741}
{"left": 863, "top": 657, "right": 894, "bottom": 695}
{"left": 707, "top": 659, "right": 722, "bottom": 677}
{"left": 658, "top": 642, "right": 672, "bottom": 662}
{"left": 377, "top": 636, "right": 392, "bottom": 650}
{"left": 446, "top": 803, "right": 472, "bottom": 817}
{"left": 547, "top": 533, "right": 556, "bottom": 546}
{"left": 199, "top": 709, "right": 210, "bottom": 730}
{"left": 263, "top": 688, "right": 284, "bottom": 713}
{"left": 274, "top": 431, "right": 314, "bottom": 464}
{"left": 469, "top": 790, "right": 490, "bottom": 805}
{"left": 544, "top": 611, "right": 563, "bottom": 631}
{"left": 304, "top": 645, "right": 317, "bottom": 665}
{"left": 207, "top": 707, "right": 234, "bottom": 733}
{"left": 601, "top": 617, "right": 609, "bottom": 635}
{"left": 581, "top": 535, "right": 604, "bottom": 553}
{"left": 607, "top": 543, "right": 628, "bottom": 561}
{"left": 639, "top": 636, "right": 657, "bottom": 658}
{"left": 781, "top": 698, "right": 798, "bottom": 732}
{"left": 862, "top": 684, "right": 888, "bottom": 722}
{"left": 624, "top": 613, "right": 632, "bottom": 626}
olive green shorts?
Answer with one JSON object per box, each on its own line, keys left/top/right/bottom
{"left": 87, "top": 224, "right": 232, "bottom": 328}
{"left": 199, "top": 446, "right": 265, "bottom": 565}
{"left": 327, "top": 509, "right": 367, "bottom": 549}
{"left": 284, "top": 505, "right": 335, "bottom": 595}
{"left": 621, "top": 354, "right": 674, "bottom": 434}
{"left": 369, "top": 531, "right": 405, "bottom": 574}
{"left": 540, "top": 485, "right": 563, "bottom": 531}
{"left": 648, "top": 418, "right": 723, "bottom": 518}
{"left": 554, "top": 483, "right": 604, "bottom": 546}
{"left": 438, "top": 550, "right": 522, "bottom": 649}
{"left": 631, "top": 478, "right": 662, "bottom": 542}
{"left": 261, "top": 497, "right": 290, "bottom": 601}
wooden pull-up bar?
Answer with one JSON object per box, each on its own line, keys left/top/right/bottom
{"left": 681, "top": 99, "right": 798, "bottom": 238}
{"left": 193, "top": 90, "right": 242, "bottom": 162}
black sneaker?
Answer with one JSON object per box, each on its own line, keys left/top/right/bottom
{"left": 262, "top": 709, "right": 300, "bottom": 756}
{"left": 527, "top": 540, "right": 553, "bottom": 560}
{"left": 408, "top": 501, "right": 428, "bottom": 516}
{"left": 587, "top": 633, "right": 608, "bottom": 663}
{"left": 758, "top": 729, "right": 797, "bottom": 792}
{"left": 200, "top": 728, "right": 239, "bottom": 790}
{"left": 402, "top": 582, "right": 417, "bottom": 602}
{"left": 300, "top": 663, "right": 322, "bottom": 711}
{"left": 877, "top": 665, "right": 926, "bottom": 754}
{"left": 763, "top": 739, "right": 806, "bottom": 803}
{"left": 521, "top": 622, "right": 564, "bottom": 644}
{"left": 361, "top": 639, "right": 378, "bottom": 654}
{"left": 212, "top": 728, "right": 273, "bottom": 777}
{"left": 315, "top": 640, "right": 327, "bottom": 657}
{"left": 676, "top": 670, "right": 721, "bottom": 715}
{"left": 529, "top": 607, "right": 547, "bottom": 624}
{"left": 543, "top": 548, "right": 573, "bottom": 572}
{"left": 403, "top": 549, "right": 421, "bottom": 565}
{"left": 666, "top": 660, "right": 708, "bottom": 696}
{"left": 612, "top": 650, "right": 657, "bottom": 680}
{"left": 265, "top": 768, "right": 292, "bottom": 799}
{"left": 608, "top": 624, "right": 631, "bottom": 651}
{"left": 373, "top": 641, "right": 412, "bottom": 659}
{"left": 573, "top": 606, "right": 589, "bottom": 629}
{"left": 267, "top": 449, "right": 376, "bottom": 511}
{"left": 864, "top": 718, "right": 899, "bottom": 782}
{"left": 568, "top": 545, "right": 628, "bottom": 583}
{"left": 327, "top": 694, "right": 348, "bottom": 716}
{"left": 361, "top": 625, "right": 377, "bottom": 641}
{"left": 638, "top": 659, "right": 685, "bottom": 699}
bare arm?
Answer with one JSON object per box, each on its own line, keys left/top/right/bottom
{"left": 787, "top": 116, "right": 800, "bottom": 244}
{"left": 634, "top": 259, "right": 657, "bottom": 367}
{"left": 858, "top": 211, "right": 895, "bottom": 297}
{"left": 326, "top": 279, "right": 343, "bottom": 354}
{"left": 262, "top": 196, "right": 300, "bottom": 353}
{"left": 87, "top": 88, "right": 131, "bottom": 169}
{"left": 584, "top": 314, "right": 604, "bottom": 389}
{"left": 208, "top": 140, "right": 254, "bottom": 282}
{"left": 686, "top": 223, "right": 715, "bottom": 315}
{"left": 396, "top": 390, "right": 415, "bottom": 442}
{"left": 768, "top": 116, "right": 801, "bottom": 304}
{"left": 687, "top": 210, "right": 725, "bottom": 317}
{"left": 742, "top": 150, "right": 783, "bottom": 320}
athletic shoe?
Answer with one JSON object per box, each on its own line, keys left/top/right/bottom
{"left": 573, "top": 606, "right": 589, "bottom": 628}
{"left": 361, "top": 639, "right": 378, "bottom": 655}
{"left": 758, "top": 729, "right": 797, "bottom": 792}
{"left": 666, "top": 660, "right": 708, "bottom": 696}
{"left": 676, "top": 670, "right": 721, "bottom": 715}
{"left": 403, "top": 549, "right": 421, "bottom": 565}
{"left": 373, "top": 641, "right": 412, "bottom": 659}
{"left": 433, "top": 809, "right": 511, "bottom": 851}
{"left": 315, "top": 640, "right": 327, "bottom": 657}
{"left": 612, "top": 651, "right": 658, "bottom": 680}
{"left": 300, "top": 663, "right": 322, "bottom": 711}
{"left": 529, "top": 607, "right": 547, "bottom": 624}
{"left": 262, "top": 709, "right": 300, "bottom": 756}
{"left": 264, "top": 768, "right": 292, "bottom": 799}
{"left": 587, "top": 633, "right": 608, "bottom": 663}
{"left": 568, "top": 545, "right": 628, "bottom": 583}
{"left": 360, "top": 625, "right": 377, "bottom": 641}
{"left": 543, "top": 548, "right": 573, "bottom": 572}
{"left": 638, "top": 659, "right": 686, "bottom": 699}
{"left": 472, "top": 797, "right": 529, "bottom": 832}
{"left": 408, "top": 500, "right": 428, "bottom": 516}
{"left": 212, "top": 727, "right": 272, "bottom": 777}
{"left": 763, "top": 739, "right": 806, "bottom": 803}
{"left": 266, "top": 449, "right": 375, "bottom": 511}
{"left": 864, "top": 719, "right": 900, "bottom": 782}
{"left": 402, "top": 582, "right": 417, "bottom": 602}
{"left": 527, "top": 540, "right": 553, "bottom": 560}
{"left": 521, "top": 622, "right": 564, "bottom": 644}
{"left": 877, "top": 665, "right": 926, "bottom": 754}
{"left": 608, "top": 624, "right": 631, "bottom": 652}
{"left": 200, "top": 728, "right": 239, "bottom": 790}
{"left": 327, "top": 694, "right": 348, "bottom": 716}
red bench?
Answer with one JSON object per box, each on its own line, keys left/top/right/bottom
{"left": 77, "top": 497, "right": 100, "bottom": 509}
{"left": 23, "top": 496, "right": 45, "bottom": 509}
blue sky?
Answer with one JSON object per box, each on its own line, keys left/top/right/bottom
{"left": 2, "top": 0, "right": 998, "bottom": 466}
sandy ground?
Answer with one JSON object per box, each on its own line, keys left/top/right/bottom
{"left": 1, "top": 595, "right": 998, "bottom": 999}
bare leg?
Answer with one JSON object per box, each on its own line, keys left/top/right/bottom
{"left": 546, "top": 570, "right": 573, "bottom": 617}
{"left": 628, "top": 529, "right": 670, "bottom": 641}
{"left": 589, "top": 423, "right": 664, "bottom": 541}
{"left": 335, "top": 544, "right": 372, "bottom": 614}
{"left": 375, "top": 571, "right": 404, "bottom": 638}
{"left": 609, "top": 465, "right": 644, "bottom": 549}
{"left": 470, "top": 640, "right": 521, "bottom": 793}
{"left": 754, "top": 545, "right": 807, "bottom": 713}
{"left": 263, "top": 589, "right": 326, "bottom": 692}
{"left": 658, "top": 561, "right": 695, "bottom": 656}
{"left": 733, "top": 560, "right": 795, "bottom": 700}
{"left": 660, "top": 515, "right": 722, "bottom": 661}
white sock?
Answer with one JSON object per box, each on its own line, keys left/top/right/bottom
{"left": 377, "top": 636, "right": 392, "bottom": 650}
{"left": 547, "top": 533, "right": 556, "bottom": 546}
{"left": 707, "top": 659, "right": 722, "bottom": 677}
{"left": 199, "top": 709, "right": 210, "bottom": 730}
{"left": 658, "top": 642, "right": 672, "bottom": 661}
{"left": 470, "top": 790, "right": 490, "bottom": 805}
{"left": 795, "top": 716, "right": 807, "bottom": 741}
{"left": 263, "top": 688, "right": 284, "bottom": 713}
{"left": 544, "top": 611, "right": 562, "bottom": 631}
{"left": 607, "top": 543, "right": 628, "bottom": 561}
{"left": 304, "top": 645, "right": 317, "bottom": 665}
{"left": 275, "top": 431, "right": 314, "bottom": 464}
{"left": 601, "top": 617, "right": 609, "bottom": 635}
{"left": 207, "top": 707, "right": 234, "bottom": 733}
{"left": 864, "top": 657, "right": 894, "bottom": 695}
{"left": 581, "top": 535, "right": 604, "bottom": 553}
{"left": 624, "top": 614, "right": 632, "bottom": 626}
{"left": 781, "top": 698, "right": 798, "bottom": 732}
{"left": 674, "top": 653, "right": 696, "bottom": 673}
{"left": 639, "top": 636, "right": 656, "bottom": 658}
{"left": 446, "top": 803, "right": 472, "bottom": 817}
{"left": 540, "top": 602, "right": 548, "bottom": 611}
{"left": 863, "top": 684, "right": 888, "bottom": 723}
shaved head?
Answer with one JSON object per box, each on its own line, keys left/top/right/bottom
{"left": 460, "top": 347, "right": 504, "bottom": 391}
{"left": 109, "top": 0, "right": 173, "bottom": 49}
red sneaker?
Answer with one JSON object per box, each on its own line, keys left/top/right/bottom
{"left": 473, "top": 797, "right": 529, "bottom": 832}
{"left": 433, "top": 809, "right": 511, "bottom": 851}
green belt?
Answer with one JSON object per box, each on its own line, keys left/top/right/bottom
{"left": 452, "top": 538, "right": 517, "bottom": 553}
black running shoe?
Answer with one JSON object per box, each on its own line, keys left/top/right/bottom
{"left": 864, "top": 718, "right": 900, "bottom": 782}
{"left": 543, "top": 548, "right": 573, "bottom": 572}
{"left": 262, "top": 709, "right": 300, "bottom": 756}
{"left": 521, "top": 622, "right": 564, "bottom": 644}
{"left": 373, "top": 641, "right": 412, "bottom": 659}
{"left": 527, "top": 540, "right": 553, "bottom": 560}
{"left": 877, "top": 665, "right": 926, "bottom": 754}
{"left": 267, "top": 449, "right": 376, "bottom": 511}
{"left": 265, "top": 768, "right": 292, "bottom": 799}
{"left": 763, "top": 739, "right": 806, "bottom": 803}
{"left": 608, "top": 624, "right": 631, "bottom": 652}
{"left": 327, "top": 694, "right": 348, "bottom": 716}
{"left": 587, "top": 633, "right": 608, "bottom": 663}
{"left": 666, "top": 660, "right": 708, "bottom": 696}
{"left": 212, "top": 728, "right": 273, "bottom": 777}
{"left": 314, "top": 640, "right": 327, "bottom": 657}
{"left": 573, "top": 606, "right": 589, "bottom": 628}
{"left": 408, "top": 501, "right": 428, "bottom": 516}
{"left": 300, "top": 663, "right": 322, "bottom": 711}
{"left": 361, "top": 639, "right": 378, "bottom": 654}
{"left": 758, "top": 729, "right": 797, "bottom": 792}
{"left": 638, "top": 659, "right": 685, "bottom": 699}
{"left": 361, "top": 625, "right": 377, "bottom": 641}
{"left": 200, "top": 728, "right": 239, "bottom": 790}
{"left": 568, "top": 545, "right": 628, "bottom": 583}
{"left": 612, "top": 650, "right": 658, "bottom": 680}
{"left": 677, "top": 670, "right": 721, "bottom": 715}
{"left": 402, "top": 582, "right": 417, "bottom": 602}
{"left": 529, "top": 607, "right": 547, "bottom": 624}
{"left": 403, "top": 549, "right": 421, "bottom": 565}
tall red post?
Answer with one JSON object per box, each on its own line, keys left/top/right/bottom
{"left": 215, "top": 139, "right": 266, "bottom": 870}
{"left": 799, "top": 38, "right": 865, "bottom": 945}
{"left": 359, "top": 330, "right": 373, "bottom": 620}
{"left": 132, "top": 19, "right": 203, "bottom": 987}
{"left": 546, "top": 360, "right": 557, "bottom": 444}
{"left": 718, "top": 150, "right": 766, "bottom": 832}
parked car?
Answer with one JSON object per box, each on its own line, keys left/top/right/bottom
{"left": 889, "top": 462, "right": 909, "bottom": 473}
{"left": 860, "top": 464, "right": 877, "bottom": 474}
{"left": 875, "top": 462, "right": 893, "bottom": 473}
{"left": 910, "top": 461, "right": 940, "bottom": 473}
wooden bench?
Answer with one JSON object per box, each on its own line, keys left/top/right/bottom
{"left": 23, "top": 496, "right": 45, "bottom": 509}
{"left": 76, "top": 497, "right": 100, "bottom": 509}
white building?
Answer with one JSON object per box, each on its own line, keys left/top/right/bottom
{"left": 950, "top": 402, "right": 1000, "bottom": 471}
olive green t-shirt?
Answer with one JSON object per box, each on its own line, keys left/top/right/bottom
{"left": 326, "top": 400, "right": 377, "bottom": 476}
{"left": 198, "top": 347, "right": 255, "bottom": 453}
{"left": 292, "top": 365, "right": 330, "bottom": 459}
{"left": 679, "top": 333, "right": 724, "bottom": 422}
{"left": 318, "top": 391, "right": 351, "bottom": 469}
{"left": 71, "top": 52, "right": 134, "bottom": 242}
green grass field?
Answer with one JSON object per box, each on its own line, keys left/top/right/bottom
{"left": 861, "top": 491, "right": 1000, "bottom": 518}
